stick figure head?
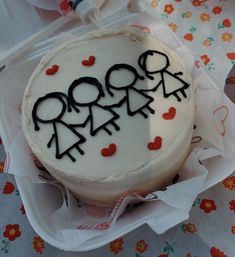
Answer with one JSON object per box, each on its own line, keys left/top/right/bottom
{"left": 68, "top": 77, "right": 104, "bottom": 106}
{"left": 105, "top": 63, "right": 144, "bottom": 96}
{"left": 138, "top": 50, "right": 169, "bottom": 77}
{"left": 32, "top": 92, "right": 68, "bottom": 131}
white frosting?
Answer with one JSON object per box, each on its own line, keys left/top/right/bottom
{"left": 22, "top": 29, "right": 194, "bottom": 206}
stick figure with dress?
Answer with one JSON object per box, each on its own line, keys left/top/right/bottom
{"left": 32, "top": 92, "right": 86, "bottom": 162}
{"left": 105, "top": 63, "right": 155, "bottom": 118}
{"left": 138, "top": 50, "right": 190, "bottom": 102}
{"left": 68, "top": 77, "right": 120, "bottom": 136}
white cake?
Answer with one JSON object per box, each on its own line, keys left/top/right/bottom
{"left": 21, "top": 29, "right": 194, "bottom": 206}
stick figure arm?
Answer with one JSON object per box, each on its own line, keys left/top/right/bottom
{"left": 140, "top": 80, "right": 162, "bottom": 92}
{"left": 70, "top": 114, "right": 90, "bottom": 128}
{"left": 174, "top": 71, "right": 183, "bottom": 76}
{"left": 103, "top": 96, "right": 126, "bottom": 108}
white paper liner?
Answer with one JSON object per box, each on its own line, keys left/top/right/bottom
{"left": 0, "top": 12, "right": 235, "bottom": 250}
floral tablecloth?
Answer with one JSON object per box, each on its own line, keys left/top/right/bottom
{"left": 0, "top": 0, "right": 235, "bottom": 256}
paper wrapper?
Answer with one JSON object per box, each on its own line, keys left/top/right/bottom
{"left": 0, "top": 12, "right": 235, "bottom": 251}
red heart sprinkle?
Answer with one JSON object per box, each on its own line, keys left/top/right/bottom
{"left": 45, "top": 64, "right": 59, "bottom": 75}
{"left": 101, "top": 143, "right": 117, "bottom": 157}
{"left": 148, "top": 136, "right": 162, "bottom": 150}
{"left": 82, "top": 56, "right": 96, "bottom": 66}
{"left": 162, "top": 107, "right": 176, "bottom": 120}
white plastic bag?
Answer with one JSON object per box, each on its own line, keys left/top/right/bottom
{"left": 0, "top": 10, "right": 235, "bottom": 251}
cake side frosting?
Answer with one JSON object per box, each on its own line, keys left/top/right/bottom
{"left": 21, "top": 29, "right": 194, "bottom": 206}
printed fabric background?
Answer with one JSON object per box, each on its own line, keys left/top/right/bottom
{"left": 0, "top": 0, "right": 235, "bottom": 256}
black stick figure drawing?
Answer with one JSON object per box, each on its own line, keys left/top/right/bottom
{"left": 68, "top": 77, "right": 120, "bottom": 136}
{"left": 105, "top": 63, "right": 155, "bottom": 119}
{"left": 32, "top": 92, "right": 86, "bottom": 162}
{"left": 138, "top": 50, "right": 190, "bottom": 102}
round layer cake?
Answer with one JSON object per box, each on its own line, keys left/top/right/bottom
{"left": 22, "top": 29, "right": 194, "bottom": 207}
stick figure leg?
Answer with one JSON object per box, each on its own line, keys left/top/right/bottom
{"left": 111, "top": 121, "right": 120, "bottom": 131}
{"left": 75, "top": 145, "right": 84, "bottom": 155}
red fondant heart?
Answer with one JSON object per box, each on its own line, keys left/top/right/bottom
{"left": 162, "top": 107, "right": 176, "bottom": 120}
{"left": 101, "top": 143, "right": 116, "bottom": 157}
{"left": 82, "top": 56, "right": 96, "bottom": 66}
{"left": 148, "top": 136, "right": 162, "bottom": 150}
{"left": 45, "top": 64, "right": 59, "bottom": 75}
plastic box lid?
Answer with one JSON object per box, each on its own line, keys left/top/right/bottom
{"left": 0, "top": 0, "right": 59, "bottom": 58}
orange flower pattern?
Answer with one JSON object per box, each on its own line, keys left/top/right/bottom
{"left": 200, "top": 54, "right": 210, "bottom": 65}
{"left": 212, "top": 6, "right": 222, "bottom": 15}
{"left": 151, "top": 0, "right": 158, "bottom": 8}
{"left": 200, "top": 199, "right": 217, "bottom": 213}
{"left": 200, "top": 13, "right": 210, "bottom": 22}
{"left": 222, "top": 19, "right": 232, "bottom": 28}
{"left": 191, "top": 0, "right": 209, "bottom": 7}
{"left": 135, "top": 240, "right": 148, "bottom": 253}
{"left": 32, "top": 236, "right": 45, "bottom": 254}
{"left": 223, "top": 176, "right": 235, "bottom": 190}
{"left": 199, "top": 54, "right": 215, "bottom": 70}
{"left": 183, "top": 223, "right": 198, "bottom": 233}
{"left": 164, "top": 4, "right": 174, "bottom": 15}
{"left": 109, "top": 238, "right": 124, "bottom": 254}
{"left": 3, "top": 181, "right": 15, "bottom": 194}
{"left": 203, "top": 37, "right": 214, "bottom": 47}
{"left": 221, "top": 32, "right": 233, "bottom": 42}
{"left": 3, "top": 224, "right": 21, "bottom": 241}
{"left": 0, "top": 1, "right": 234, "bottom": 256}
{"left": 168, "top": 22, "right": 178, "bottom": 32}
{"left": 182, "top": 11, "right": 192, "bottom": 18}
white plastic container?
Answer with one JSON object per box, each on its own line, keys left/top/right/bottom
{"left": 0, "top": 0, "right": 58, "bottom": 57}
{"left": 1, "top": 10, "right": 235, "bottom": 252}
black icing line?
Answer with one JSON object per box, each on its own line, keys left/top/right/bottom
{"left": 32, "top": 92, "right": 85, "bottom": 162}
{"left": 138, "top": 50, "right": 190, "bottom": 102}
{"left": 105, "top": 63, "right": 145, "bottom": 96}
{"left": 138, "top": 50, "right": 170, "bottom": 80}
{"left": 105, "top": 63, "right": 155, "bottom": 118}
{"left": 32, "top": 92, "right": 71, "bottom": 131}
{"left": 68, "top": 76, "right": 120, "bottom": 136}
{"left": 163, "top": 70, "right": 189, "bottom": 100}
{"left": 31, "top": 49, "right": 190, "bottom": 162}
{"left": 126, "top": 88, "right": 155, "bottom": 118}
{"left": 88, "top": 104, "right": 120, "bottom": 136}
{"left": 50, "top": 120, "right": 85, "bottom": 162}
{"left": 68, "top": 77, "right": 105, "bottom": 106}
